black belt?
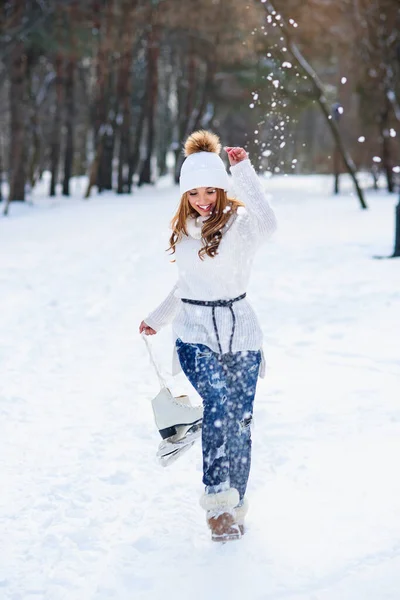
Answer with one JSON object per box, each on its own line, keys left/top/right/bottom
{"left": 181, "top": 293, "right": 246, "bottom": 354}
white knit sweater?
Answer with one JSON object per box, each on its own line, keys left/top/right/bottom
{"left": 144, "top": 158, "right": 277, "bottom": 377}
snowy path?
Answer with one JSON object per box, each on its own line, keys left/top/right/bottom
{"left": 1, "top": 178, "right": 400, "bottom": 599}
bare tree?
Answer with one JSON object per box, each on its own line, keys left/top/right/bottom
{"left": 138, "top": 15, "right": 160, "bottom": 186}
{"left": 62, "top": 1, "right": 79, "bottom": 196}
{"left": 6, "top": 1, "right": 28, "bottom": 210}
{"left": 262, "top": 0, "right": 367, "bottom": 209}
{"left": 49, "top": 51, "right": 64, "bottom": 197}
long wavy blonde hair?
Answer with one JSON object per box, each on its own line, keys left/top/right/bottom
{"left": 168, "top": 190, "right": 244, "bottom": 259}
{"left": 167, "top": 130, "right": 244, "bottom": 260}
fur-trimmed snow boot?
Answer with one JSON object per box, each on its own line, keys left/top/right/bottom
{"left": 234, "top": 498, "right": 249, "bottom": 535}
{"left": 200, "top": 488, "right": 241, "bottom": 542}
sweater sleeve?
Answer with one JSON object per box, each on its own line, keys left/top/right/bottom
{"left": 230, "top": 158, "right": 277, "bottom": 240}
{"left": 144, "top": 283, "right": 180, "bottom": 332}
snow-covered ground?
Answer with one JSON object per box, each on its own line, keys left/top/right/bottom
{"left": 1, "top": 174, "right": 400, "bottom": 600}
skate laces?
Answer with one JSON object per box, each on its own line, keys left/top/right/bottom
{"left": 141, "top": 333, "right": 168, "bottom": 389}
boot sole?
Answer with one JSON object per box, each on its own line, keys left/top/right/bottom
{"left": 212, "top": 532, "right": 241, "bottom": 543}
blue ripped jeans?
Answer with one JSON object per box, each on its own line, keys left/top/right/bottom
{"left": 176, "top": 338, "right": 261, "bottom": 502}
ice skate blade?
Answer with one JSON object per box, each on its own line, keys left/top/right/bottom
{"left": 156, "top": 427, "right": 201, "bottom": 458}
{"left": 157, "top": 441, "right": 195, "bottom": 466}
{"left": 156, "top": 423, "right": 201, "bottom": 466}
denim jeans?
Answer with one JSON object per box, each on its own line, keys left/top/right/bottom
{"left": 176, "top": 338, "right": 261, "bottom": 502}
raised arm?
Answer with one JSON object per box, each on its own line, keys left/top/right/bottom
{"left": 140, "top": 283, "right": 180, "bottom": 334}
{"left": 226, "top": 147, "right": 277, "bottom": 240}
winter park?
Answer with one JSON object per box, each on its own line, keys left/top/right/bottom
{"left": 1, "top": 1, "right": 400, "bottom": 599}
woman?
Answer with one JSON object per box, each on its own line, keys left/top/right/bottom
{"left": 139, "top": 130, "right": 277, "bottom": 542}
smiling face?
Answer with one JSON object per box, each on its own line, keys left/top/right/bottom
{"left": 187, "top": 187, "right": 218, "bottom": 217}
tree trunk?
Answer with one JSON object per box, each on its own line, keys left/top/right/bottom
{"left": 371, "top": 166, "right": 379, "bottom": 190}
{"left": 86, "top": 0, "right": 114, "bottom": 194}
{"left": 63, "top": 57, "right": 76, "bottom": 196}
{"left": 117, "top": 71, "right": 131, "bottom": 193}
{"left": 77, "top": 123, "right": 88, "bottom": 176}
{"left": 116, "top": 0, "right": 138, "bottom": 194}
{"left": 332, "top": 105, "right": 341, "bottom": 194}
{"left": 333, "top": 152, "right": 340, "bottom": 194}
{"left": 173, "top": 53, "right": 187, "bottom": 184}
{"left": 116, "top": 2, "right": 135, "bottom": 194}
{"left": 117, "top": 118, "right": 131, "bottom": 194}
{"left": 138, "top": 24, "right": 160, "bottom": 186}
{"left": 156, "top": 47, "right": 174, "bottom": 178}
{"left": 7, "top": 37, "right": 28, "bottom": 207}
{"left": 49, "top": 53, "right": 63, "bottom": 197}
{"left": 0, "top": 137, "right": 3, "bottom": 202}
{"left": 381, "top": 94, "right": 394, "bottom": 194}
{"left": 174, "top": 58, "right": 215, "bottom": 184}
{"left": 98, "top": 130, "right": 114, "bottom": 191}
{"left": 128, "top": 93, "right": 146, "bottom": 191}
{"left": 63, "top": 1, "right": 78, "bottom": 196}
{"left": 84, "top": 137, "right": 103, "bottom": 198}
{"left": 25, "top": 55, "right": 41, "bottom": 190}
{"left": 28, "top": 104, "right": 41, "bottom": 189}
{"left": 263, "top": 1, "right": 367, "bottom": 210}
{"left": 393, "top": 200, "right": 400, "bottom": 258}
{"left": 173, "top": 49, "right": 200, "bottom": 183}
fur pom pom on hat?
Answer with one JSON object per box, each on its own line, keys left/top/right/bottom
{"left": 184, "top": 130, "right": 222, "bottom": 157}
{"left": 180, "top": 130, "right": 229, "bottom": 195}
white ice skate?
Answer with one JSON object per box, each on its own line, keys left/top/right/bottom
{"left": 153, "top": 388, "right": 203, "bottom": 467}
{"left": 142, "top": 334, "right": 203, "bottom": 466}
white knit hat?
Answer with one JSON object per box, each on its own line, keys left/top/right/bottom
{"left": 179, "top": 131, "right": 229, "bottom": 195}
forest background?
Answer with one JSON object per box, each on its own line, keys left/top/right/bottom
{"left": 1, "top": 0, "right": 399, "bottom": 208}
